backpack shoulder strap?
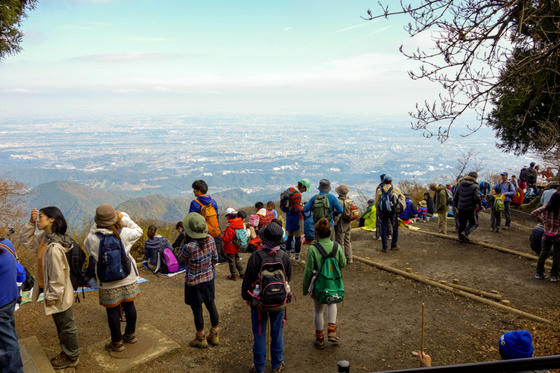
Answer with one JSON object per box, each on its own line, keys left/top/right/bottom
{"left": 330, "top": 242, "right": 339, "bottom": 258}
{"left": 313, "top": 242, "right": 329, "bottom": 259}
{"left": 0, "top": 242, "right": 17, "bottom": 260}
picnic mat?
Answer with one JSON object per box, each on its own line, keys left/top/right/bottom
{"left": 17, "top": 277, "right": 149, "bottom": 310}
{"left": 142, "top": 261, "right": 186, "bottom": 277}
{"left": 360, "top": 227, "right": 376, "bottom": 232}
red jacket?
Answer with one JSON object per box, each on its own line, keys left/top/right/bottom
{"left": 222, "top": 217, "right": 245, "bottom": 255}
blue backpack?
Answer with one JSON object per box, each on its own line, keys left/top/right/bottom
{"left": 232, "top": 227, "right": 248, "bottom": 251}
{"left": 96, "top": 233, "right": 131, "bottom": 283}
{"left": 379, "top": 186, "right": 394, "bottom": 212}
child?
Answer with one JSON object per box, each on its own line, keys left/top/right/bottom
{"left": 266, "top": 201, "right": 278, "bottom": 219}
{"left": 417, "top": 200, "right": 428, "bottom": 222}
{"left": 222, "top": 208, "right": 245, "bottom": 280}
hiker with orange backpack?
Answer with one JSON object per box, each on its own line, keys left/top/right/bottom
{"left": 189, "top": 180, "right": 226, "bottom": 263}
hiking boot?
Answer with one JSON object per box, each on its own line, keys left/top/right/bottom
{"left": 227, "top": 274, "right": 239, "bottom": 280}
{"left": 328, "top": 332, "right": 340, "bottom": 345}
{"left": 314, "top": 337, "right": 325, "bottom": 350}
{"left": 207, "top": 329, "right": 219, "bottom": 346}
{"left": 390, "top": 246, "right": 399, "bottom": 251}
{"left": 123, "top": 333, "right": 138, "bottom": 344}
{"left": 550, "top": 276, "right": 559, "bottom": 283}
{"left": 50, "top": 352, "right": 79, "bottom": 370}
{"left": 272, "top": 361, "right": 285, "bottom": 373}
{"left": 104, "top": 340, "right": 125, "bottom": 352}
{"left": 248, "top": 364, "right": 263, "bottom": 373}
{"left": 190, "top": 333, "right": 208, "bottom": 349}
{"left": 535, "top": 273, "right": 545, "bottom": 280}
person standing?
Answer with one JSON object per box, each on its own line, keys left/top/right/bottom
{"left": 375, "top": 175, "right": 405, "bottom": 252}
{"left": 334, "top": 184, "right": 353, "bottom": 263}
{"left": 302, "top": 179, "right": 343, "bottom": 234}
{"left": 302, "top": 219, "right": 347, "bottom": 349}
{"left": 375, "top": 174, "right": 386, "bottom": 240}
{"left": 222, "top": 208, "right": 245, "bottom": 280}
{"left": 177, "top": 213, "right": 220, "bottom": 348}
{"left": 84, "top": 205, "right": 143, "bottom": 352}
{"left": 0, "top": 238, "right": 24, "bottom": 373}
{"left": 494, "top": 172, "right": 515, "bottom": 230}
{"left": 431, "top": 183, "right": 450, "bottom": 234}
{"left": 453, "top": 172, "right": 481, "bottom": 242}
{"left": 20, "top": 207, "right": 80, "bottom": 369}
{"left": 242, "top": 222, "right": 291, "bottom": 373}
{"left": 282, "top": 179, "right": 310, "bottom": 261}
{"left": 531, "top": 192, "right": 560, "bottom": 282}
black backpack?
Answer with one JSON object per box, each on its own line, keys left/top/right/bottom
{"left": 65, "top": 238, "right": 96, "bottom": 301}
{"left": 519, "top": 167, "right": 529, "bottom": 182}
{"left": 280, "top": 188, "right": 296, "bottom": 213}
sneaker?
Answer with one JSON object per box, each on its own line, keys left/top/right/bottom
{"left": 314, "top": 338, "right": 325, "bottom": 350}
{"left": 50, "top": 352, "right": 79, "bottom": 370}
{"left": 207, "top": 329, "right": 219, "bottom": 346}
{"left": 535, "top": 273, "right": 545, "bottom": 280}
{"left": 503, "top": 226, "right": 510, "bottom": 230}
{"left": 104, "top": 340, "right": 125, "bottom": 352}
{"left": 496, "top": 227, "right": 500, "bottom": 233}
{"left": 123, "top": 333, "right": 137, "bottom": 344}
{"left": 190, "top": 333, "right": 208, "bottom": 349}
{"left": 550, "top": 276, "right": 559, "bottom": 283}
{"left": 376, "top": 237, "right": 382, "bottom": 241}
{"left": 490, "top": 227, "right": 495, "bottom": 232}
{"left": 272, "top": 361, "right": 285, "bottom": 373}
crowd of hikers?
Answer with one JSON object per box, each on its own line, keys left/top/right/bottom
{"left": 0, "top": 162, "right": 558, "bottom": 372}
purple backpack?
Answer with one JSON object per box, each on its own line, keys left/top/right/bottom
{"left": 156, "top": 248, "right": 179, "bottom": 273}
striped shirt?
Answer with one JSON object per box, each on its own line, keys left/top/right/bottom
{"left": 288, "top": 187, "right": 303, "bottom": 214}
{"left": 177, "top": 235, "right": 218, "bottom": 286}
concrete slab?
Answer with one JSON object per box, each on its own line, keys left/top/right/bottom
{"left": 19, "top": 336, "right": 56, "bottom": 373}
{"left": 87, "top": 324, "right": 180, "bottom": 372}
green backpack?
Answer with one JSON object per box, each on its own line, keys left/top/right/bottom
{"left": 494, "top": 197, "right": 505, "bottom": 212}
{"left": 313, "top": 242, "right": 344, "bottom": 304}
{"left": 312, "top": 194, "right": 331, "bottom": 223}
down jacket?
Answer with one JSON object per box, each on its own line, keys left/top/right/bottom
{"left": 453, "top": 176, "right": 481, "bottom": 211}
{"left": 222, "top": 217, "right": 245, "bottom": 255}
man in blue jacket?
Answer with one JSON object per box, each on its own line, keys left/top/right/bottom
{"left": 303, "top": 179, "right": 343, "bottom": 238}
{"left": 0, "top": 238, "right": 24, "bottom": 373}
{"left": 494, "top": 172, "right": 515, "bottom": 230}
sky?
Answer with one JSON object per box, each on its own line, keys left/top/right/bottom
{"left": 0, "top": 0, "right": 442, "bottom": 119}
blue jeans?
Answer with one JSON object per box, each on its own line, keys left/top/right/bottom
{"left": 0, "top": 299, "right": 23, "bottom": 373}
{"left": 380, "top": 211, "right": 398, "bottom": 250}
{"left": 251, "top": 308, "right": 284, "bottom": 372}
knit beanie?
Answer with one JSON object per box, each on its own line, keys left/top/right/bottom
{"left": 260, "top": 222, "right": 284, "bottom": 248}
{"left": 335, "top": 184, "right": 349, "bottom": 196}
{"left": 499, "top": 331, "right": 534, "bottom": 359}
{"left": 95, "top": 204, "right": 118, "bottom": 228}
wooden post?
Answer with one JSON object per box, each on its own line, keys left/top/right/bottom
{"left": 421, "top": 303, "right": 425, "bottom": 352}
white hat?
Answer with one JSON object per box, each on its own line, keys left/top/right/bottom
{"left": 257, "top": 208, "right": 267, "bottom": 217}
{"left": 225, "top": 207, "right": 238, "bottom": 215}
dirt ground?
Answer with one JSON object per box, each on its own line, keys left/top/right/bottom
{"left": 14, "top": 208, "right": 560, "bottom": 372}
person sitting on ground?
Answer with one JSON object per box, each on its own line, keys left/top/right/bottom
{"left": 144, "top": 225, "right": 173, "bottom": 271}
{"left": 177, "top": 213, "right": 220, "bottom": 349}
{"left": 242, "top": 222, "right": 291, "bottom": 373}
{"left": 453, "top": 171, "right": 481, "bottom": 242}
{"left": 256, "top": 202, "right": 274, "bottom": 231}
{"left": 359, "top": 199, "right": 376, "bottom": 229}
{"left": 424, "top": 192, "right": 434, "bottom": 217}
{"left": 417, "top": 200, "right": 428, "bottom": 222}
{"left": 222, "top": 208, "right": 246, "bottom": 280}
{"left": 303, "top": 218, "right": 347, "bottom": 349}
{"left": 479, "top": 180, "right": 491, "bottom": 197}
{"left": 84, "top": 205, "right": 143, "bottom": 353}
{"left": 21, "top": 207, "right": 80, "bottom": 369}
{"left": 398, "top": 195, "right": 418, "bottom": 222}
{"left": 267, "top": 201, "right": 278, "bottom": 219}
{"left": 418, "top": 330, "right": 548, "bottom": 372}
{"left": 172, "top": 221, "right": 186, "bottom": 251}
{"left": 0, "top": 237, "right": 24, "bottom": 373}
{"left": 531, "top": 191, "right": 560, "bottom": 282}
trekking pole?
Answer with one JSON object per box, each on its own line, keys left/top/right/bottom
{"left": 266, "top": 315, "right": 271, "bottom": 362}
{"left": 421, "top": 303, "right": 425, "bottom": 352}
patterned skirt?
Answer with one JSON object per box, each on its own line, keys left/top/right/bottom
{"left": 99, "top": 282, "right": 140, "bottom": 308}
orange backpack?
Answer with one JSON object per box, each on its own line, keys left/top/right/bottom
{"left": 195, "top": 199, "right": 221, "bottom": 237}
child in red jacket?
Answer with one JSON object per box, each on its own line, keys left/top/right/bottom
{"left": 222, "top": 208, "right": 246, "bottom": 280}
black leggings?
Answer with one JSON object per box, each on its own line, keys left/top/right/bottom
{"left": 190, "top": 300, "right": 219, "bottom": 332}
{"left": 106, "top": 301, "right": 137, "bottom": 342}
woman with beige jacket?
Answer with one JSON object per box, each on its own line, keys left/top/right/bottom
{"left": 84, "top": 204, "right": 142, "bottom": 352}
{"left": 20, "top": 207, "right": 79, "bottom": 370}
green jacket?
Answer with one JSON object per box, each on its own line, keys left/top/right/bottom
{"left": 435, "top": 186, "right": 449, "bottom": 211}
{"left": 302, "top": 237, "right": 347, "bottom": 296}
{"left": 361, "top": 204, "right": 376, "bottom": 228}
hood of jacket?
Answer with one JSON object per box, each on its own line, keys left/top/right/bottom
{"left": 45, "top": 233, "right": 73, "bottom": 249}
{"left": 196, "top": 195, "right": 214, "bottom": 205}
{"left": 460, "top": 176, "right": 476, "bottom": 186}
{"left": 227, "top": 217, "right": 244, "bottom": 229}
